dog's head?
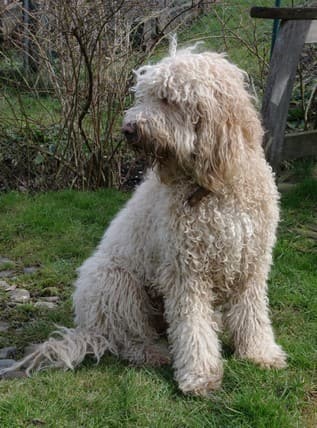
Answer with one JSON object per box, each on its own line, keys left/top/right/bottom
{"left": 122, "top": 49, "right": 263, "bottom": 190}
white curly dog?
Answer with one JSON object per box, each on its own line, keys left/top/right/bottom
{"left": 3, "top": 46, "right": 287, "bottom": 395}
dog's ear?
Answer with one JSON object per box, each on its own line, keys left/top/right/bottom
{"left": 193, "top": 66, "right": 263, "bottom": 192}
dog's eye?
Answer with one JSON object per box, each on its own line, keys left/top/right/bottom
{"left": 161, "top": 97, "right": 168, "bottom": 105}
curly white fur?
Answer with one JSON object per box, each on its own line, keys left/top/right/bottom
{"left": 1, "top": 47, "right": 287, "bottom": 395}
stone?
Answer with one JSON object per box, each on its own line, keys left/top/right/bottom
{"left": 10, "top": 289, "right": 31, "bottom": 303}
{"left": 0, "top": 347, "right": 17, "bottom": 359}
{"left": 0, "top": 257, "right": 13, "bottom": 266}
{"left": 0, "top": 280, "right": 11, "bottom": 291}
{"left": 0, "top": 370, "right": 26, "bottom": 379}
{"left": 23, "top": 266, "right": 39, "bottom": 274}
{"left": 0, "top": 280, "right": 9, "bottom": 288}
{"left": 0, "top": 270, "right": 15, "bottom": 278}
{"left": 7, "top": 302, "right": 17, "bottom": 308}
{"left": 0, "top": 280, "right": 16, "bottom": 292}
{"left": 41, "top": 296, "right": 59, "bottom": 303}
{"left": 24, "top": 344, "right": 40, "bottom": 356}
{"left": 34, "top": 301, "right": 57, "bottom": 310}
{"left": 0, "top": 322, "right": 10, "bottom": 332}
{"left": 0, "top": 359, "right": 16, "bottom": 369}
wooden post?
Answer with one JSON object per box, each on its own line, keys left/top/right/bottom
{"left": 251, "top": 6, "right": 317, "bottom": 20}
{"left": 251, "top": 4, "right": 317, "bottom": 171}
{"left": 261, "top": 19, "right": 312, "bottom": 170}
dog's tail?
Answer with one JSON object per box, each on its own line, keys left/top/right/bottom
{"left": 0, "top": 327, "right": 117, "bottom": 376}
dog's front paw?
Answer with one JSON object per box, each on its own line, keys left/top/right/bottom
{"left": 177, "top": 367, "right": 223, "bottom": 397}
{"left": 238, "top": 343, "right": 287, "bottom": 369}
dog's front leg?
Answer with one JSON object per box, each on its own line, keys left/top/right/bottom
{"left": 224, "top": 282, "right": 287, "bottom": 369}
{"left": 164, "top": 288, "right": 223, "bottom": 396}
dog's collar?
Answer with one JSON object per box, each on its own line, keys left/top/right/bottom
{"left": 187, "top": 186, "right": 210, "bottom": 207}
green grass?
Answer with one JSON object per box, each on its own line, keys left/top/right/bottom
{"left": 0, "top": 190, "right": 129, "bottom": 346}
{"left": 0, "top": 176, "right": 316, "bottom": 427}
{"left": 0, "top": 48, "right": 61, "bottom": 126}
{"left": 0, "top": 88, "right": 61, "bottom": 127}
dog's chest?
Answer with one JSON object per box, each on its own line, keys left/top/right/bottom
{"left": 153, "top": 190, "right": 258, "bottom": 292}
{"left": 139, "top": 177, "right": 269, "bottom": 296}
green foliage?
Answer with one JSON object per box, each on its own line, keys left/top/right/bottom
{"left": 0, "top": 88, "right": 60, "bottom": 126}
{"left": 0, "top": 178, "right": 316, "bottom": 427}
{"left": 0, "top": 124, "right": 68, "bottom": 190}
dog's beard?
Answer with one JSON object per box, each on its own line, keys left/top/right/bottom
{"left": 131, "top": 135, "right": 173, "bottom": 170}
{"left": 127, "top": 122, "right": 191, "bottom": 181}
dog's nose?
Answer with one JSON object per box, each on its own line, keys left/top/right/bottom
{"left": 122, "top": 122, "right": 138, "bottom": 142}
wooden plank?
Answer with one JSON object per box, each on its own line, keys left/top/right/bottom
{"left": 306, "top": 20, "right": 317, "bottom": 42}
{"left": 250, "top": 6, "right": 317, "bottom": 20}
{"left": 262, "top": 19, "right": 312, "bottom": 171}
{"left": 282, "top": 131, "right": 317, "bottom": 161}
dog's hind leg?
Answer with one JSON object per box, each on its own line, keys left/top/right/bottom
{"left": 0, "top": 260, "right": 168, "bottom": 377}
{"left": 73, "top": 260, "right": 169, "bottom": 366}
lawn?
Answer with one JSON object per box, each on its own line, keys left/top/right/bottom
{"left": 0, "top": 175, "right": 316, "bottom": 427}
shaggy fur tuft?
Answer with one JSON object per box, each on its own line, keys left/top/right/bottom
{"left": 0, "top": 46, "right": 287, "bottom": 395}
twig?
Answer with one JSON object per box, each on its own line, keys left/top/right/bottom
{"left": 304, "top": 83, "right": 317, "bottom": 127}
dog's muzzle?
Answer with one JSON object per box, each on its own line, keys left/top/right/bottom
{"left": 122, "top": 121, "right": 158, "bottom": 160}
{"left": 122, "top": 122, "right": 140, "bottom": 147}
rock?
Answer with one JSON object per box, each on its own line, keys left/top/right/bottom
{"left": 0, "top": 280, "right": 9, "bottom": 288}
{"left": 0, "top": 257, "right": 14, "bottom": 265}
{"left": 41, "top": 296, "right": 59, "bottom": 303}
{"left": 0, "top": 322, "right": 10, "bottom": 332}
{"left": 0, "top": 280, "right": 16, "bottom": 292}
{"left": 10, "top": 289, "right": 31, "bottom": 303}
{"left": 0, "top": 280, "right": 11, "bottom": 291}
{"left": 0, "top": 370, "right": 26, "bottom": 379}
{"left": 0, "top": 359, "right": 16, "bottom": 369}
{"left": 34, "top": 301, "right": 57, "bottom": 310}
{"left": 8, "top": 302, "right": 17, "bottom": 308}
{"left": 24, "top": 344, "right": 40, "bottom": 356}
{"left": 0, "top": 347, "right": 17, "bottom": 359}
{"left": 23, "top": 266, "right": 39, "bottom": 274}
{"left": 0, "top": 270, "right": 15, "bottom": 278}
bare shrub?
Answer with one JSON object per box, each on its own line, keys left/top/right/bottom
{"left": 0, "top": 0, "right": 218, "bottom": 190}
